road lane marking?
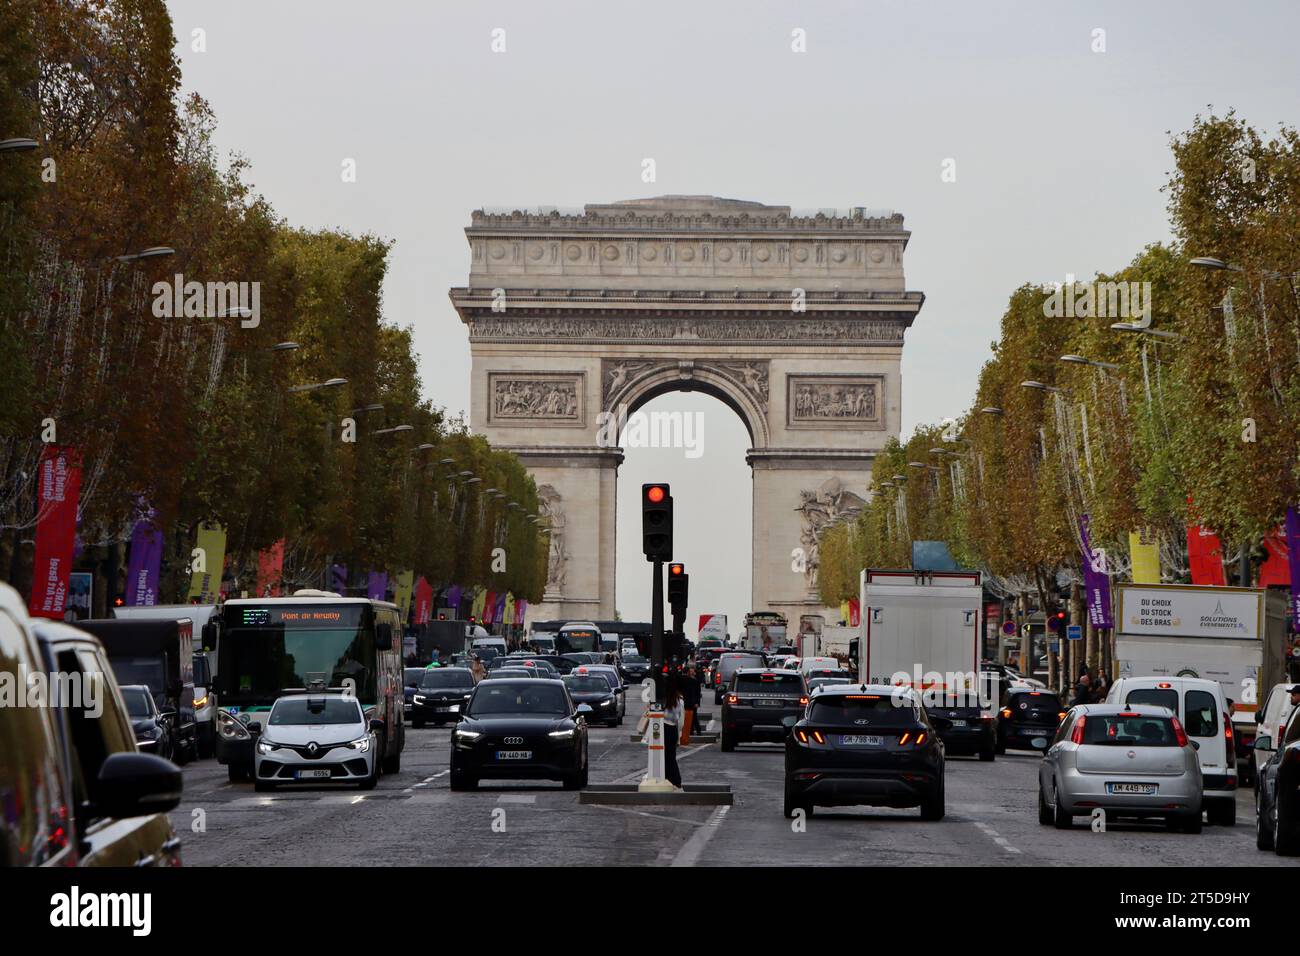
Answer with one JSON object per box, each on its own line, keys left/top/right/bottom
{"left": 404, "top": 770, "right": 448, "bottom": 793}
{"left": 497, "top": 794, "right": 536, "bottom": 804}
{"left": 973, "top": 820, "right": 1022, "bottom": 854}
{"left": 587, "top": 804, "right": 713, "bottom": 827}
{"left": 670, "top": 805, "right": 730, "bottom": 867}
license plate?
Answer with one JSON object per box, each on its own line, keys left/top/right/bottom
{"left": 436, "top": 705, "right": 459, "bottom": 712}
{"left": 949, "top": 719, "right": 968, "bottom": 727}
{"left": 757, "top": 700, "right": 784, "bottom": 707}
{"left": 1107, "top": 782, "right": 1157, "bottom": 795}
{"left": 840, "top": 735, "right": 884, "bottom": 746}
{"left": 294, "top": 769, "right": 331, "bottom": 780}
{"left": 496, "top": 750, "right": 532, "bottom": 760}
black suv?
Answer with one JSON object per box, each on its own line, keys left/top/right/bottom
{"left": 721, "top": 669, "right": 809, "bottom": 751}
{"left": 411, "top": 667, "right": 477, "bottom": 727}
{"left": 0, "top": 583, "right": 183, "bottom": 866}
{"left": 996, "top": 688, "right": 1067, "bottom": 753}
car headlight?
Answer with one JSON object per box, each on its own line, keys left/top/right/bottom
{"left": 257, "top": 739, "right": 279, "bottom": 754}
{"left": 599, "top": 699, "right": 612, "bottom": 707}
{"left": 347, "top": 735, "right": 372, "bottom": 752}
{"left": 548, "top": 729, "right": 576, "bottom": 738}
{"left": 455, "top": 729, "right": 483, "bottom": 742}
{"left": 413, "top": 695, "right": 426, "bottom": 705}
{"left": 193, "top": 695, "right": 209, "bottom": 709}
{"left": 218, "top": 712, "right": 250, "bottom": 740}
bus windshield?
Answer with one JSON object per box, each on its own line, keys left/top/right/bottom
{"left": 217, "top": 604, "right": 377, "bottom": 706}
{"left": 558, "top": 628, "right": 600, "bottom": 654}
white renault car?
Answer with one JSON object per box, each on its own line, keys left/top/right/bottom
{"left": 252, "top": 693, "right": 379, "bottom": 791}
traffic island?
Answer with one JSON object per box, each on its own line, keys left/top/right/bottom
{"left": 579, "top": 783, "right": 733, "bottom": 806}
{"left": 629, "top": 732, "right": 717, "bottom": 743}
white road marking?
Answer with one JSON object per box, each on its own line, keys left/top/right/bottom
{"left": 587, "top": 804, "right": 714, "bottom": 828}
{"left": 404, "top": 770, "right": 448, "bottom": 793}
{"left": 497, "top": 794, "right": 536, "bottom": 804}
{"left": 973, "top": 819, "right": 1022, "bottom": 854}
{"left": 670, "top": 805, "right": 730, "bottom": 867}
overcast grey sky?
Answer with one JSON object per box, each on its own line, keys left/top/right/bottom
{"left": 166, "top": 0, "right": 1299, "bottom": 632}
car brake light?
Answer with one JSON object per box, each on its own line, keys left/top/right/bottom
{"left": 1224, "top": 714, "right": 1233, "bottom": 741}
{"left": 916, "top": 732, "right": 927, "bottom": 746}
{"left": 796, "top": 729, "right": 808, "bottom": 743}
{"left": 812, "top": 730, "right": 825, "bottom": 744}
{"left": 1058, "top": 711, "right": 1067, "bottom": 720}
{"left": 1172, "top": 717, "right": 1188, "bottom": 748}
{"left": 726, "top": 695, "right": 738, "bottom": 704}
{"left": 1117, "top": 711, "right": 1141, "bottom": 717}
{"left": 1157, "top": 682, "right": 1172, "bottom": 689}
{"left": 1070, "top": 715, "right": 1086, "bottom": 744}
{"left": 1001, "top": 708, "right": 1012, "bottom": 719}
{"left": 799, "top": 696, "right": 809, "bottom": 705}
{"left": 900, "top": 732, "right": 911, "bottom": 745}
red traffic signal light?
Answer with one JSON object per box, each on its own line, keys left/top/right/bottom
{"left": 646, "top": 485, "right": 666, "bottom": 504}
{"left": 641, "top": 483, "right": 673, "bottom": 561}
{"left": 669, "top": 562, "right": 684, "bottom": 576}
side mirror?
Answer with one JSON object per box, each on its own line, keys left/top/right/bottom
{"left": 369, "top": 719, "right": 385, "bottom": 732}
{"left": 96, "top": 752, "right": 182, "bottom": 818}
{"left": 159, "top": 710, "right": 177, "bottom": 722}
{"left": 1190, "top": 740, "right": 1200, "bottom": 751}
{"left": 1254, "top": 735, "right": 1273, "bottom": 751}
{"left": 201, "top": 621, "right": 218, "bottom": 652}
{"left": 376, "top": 622, "right": 394, "bottom": 651}
{"left": 247, "top": 721, "right": 262, "bottom": 733}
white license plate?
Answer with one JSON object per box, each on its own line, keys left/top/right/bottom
{"left": 295, "top": 769, "right": 331, "bottom": 780}
{"left": 436, "top": 705, "right": 459, "bottom": 712}
{"left": 840, "top": 735, "right": 884, "bottom": 746}
{"left": 1107, "top": 782, "right": 1157, "bottom": 795}
{"left": 497, "top": 750, "right": 532, "bottom": 760}
{"left": 757, "top": 700, "right": 784, "bottom": 707}
{"left": 949, "top": 719, "right": 968, "bottom": 727}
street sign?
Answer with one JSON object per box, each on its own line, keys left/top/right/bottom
{"left": 1001, "top": 620, "right": 1016, "bottom": 636}
{"left": 1067, "top": 624, "right": 1083, "bottom": 641}
{"left": 1049, "top": 640, "right": 1061, "bottom": 654}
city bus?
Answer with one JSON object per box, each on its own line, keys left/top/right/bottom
{"left": 213, "top": 590, "right": 405, "bottom": 781}
{"left": 557, "top": 621, "right": 603, "bottom": 655}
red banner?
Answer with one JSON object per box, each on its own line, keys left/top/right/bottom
{"left": 1187, "top": 525, "right": 1227, "bottom": 586}
{"left": 482, "top": 591, "right": 497, "bottom": 625}
{"left": 1259, "top": 526, "right": 1291, "bottom": 587}
{"left": 413, "top": 576, "right": 433, "bottom": 625}
{"left": 29, "top": 446, "right": 82, "bottom": 619}
{"left": 847, "top": 598, "right": 861, "bottom": 628}
{"left": 256, "top": 540, "right": 284, "bottom": 596}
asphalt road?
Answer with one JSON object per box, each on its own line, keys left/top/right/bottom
{"left": 169, "top": 695, "right": 1291, "bottom": 867}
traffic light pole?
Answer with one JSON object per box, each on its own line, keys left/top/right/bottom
{"left": 640, "top": 558, "right": 672, "bottom": 792}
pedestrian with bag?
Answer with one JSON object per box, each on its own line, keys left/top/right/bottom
{"left": 662, "top": 673, "right": 684, "bottom": 788}
{"left": 680, "top": 664, "right": 700, "bottom": 745}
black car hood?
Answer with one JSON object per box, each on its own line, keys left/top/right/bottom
{"left": 459, "top": 714, "right": 573, "bottom": 733}
{"left": 569, "top": 691, "right": 612, "bottom": 704}
{"left": 132, "top": 718, "right": 160, "bottom": 736}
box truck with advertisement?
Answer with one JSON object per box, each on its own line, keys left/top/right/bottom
{"left": 742, "top": 611, "right": 787, "bottom": 653}
{"left": 1114, "top": 583, "right": 1288, "bottom": 783}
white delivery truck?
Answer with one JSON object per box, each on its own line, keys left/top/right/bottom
{"left": 820, "top": 625, "right": 858, "bottom": 668}
{"left": 859, "top": 569, "right": 983, "bottom": 698}
{"left": 742, "top": 611, "right": 788, "bottom": 652}
{"left": 1114, "top": 583, "right": 1289, "bottom": 782}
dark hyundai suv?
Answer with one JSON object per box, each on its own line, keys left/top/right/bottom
{"left": 996, "top": 688, "right": 1067, "bottom": 754}
{"left": 721, "top": 669, "right": 809, "bottom": 751}
{"left": 784, "top": 684, "right": 947, "bottom": 820}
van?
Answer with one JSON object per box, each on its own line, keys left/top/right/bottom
{"left": 1106, "top": 675, "right": 1237, "bottom": 825}
{"left": 799, "top": 656, "right": 840, "bottom": 677}
{"left": 1253, "top": 682, "right": 1297, "bottom": 781}
{"left": 0, "top": 583, "right": 183, "bottom": 866}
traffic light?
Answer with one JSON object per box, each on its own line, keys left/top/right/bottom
{"left": 641, "top": 483, "right": 673, "bottom": 561}
{"left": 667, "top": 562, "right": 688, "bottom": 610}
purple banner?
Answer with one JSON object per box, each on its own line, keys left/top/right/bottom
{"left": 125, "top": 515, "right": 163, "bottom": 607}
{"left": 367, "top": 571, "right": 388, "bottom": 602}
{"left": 494, "top": 592, "right": 506, "bottom": 624}
{"left": 1079, "top": 514, "right": 1113, "bottom": 628}
{"left": 1286, "top": 507, "right": 1300, "bottom": 623}
{"left": 331, "top": 563, "right": 348, "bottom": 594}
{"left": 446, "top": 584, "right": 463, "bottom": 614}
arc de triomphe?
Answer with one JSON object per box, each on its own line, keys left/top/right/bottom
{"left": 449, "top": 196, "right": 923, "bottom": 627}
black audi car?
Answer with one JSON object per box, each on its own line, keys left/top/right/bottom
{"left": 450, "top": 678, "right": 590, "bottom": 790}
{"left": 411, "top": 667, "right": 476, "bottom": 728}
{"left": 783, "top": 684, "right": 946, "bottom": 820}
{"left": 620, "top": 653, "right": 651, "bottom": 684}
{"left": 562, "top": 673, "right": 620, "bottom": 727}
{"left": 721, "top": 669, "right": 808, "bottom": 751}
{"left": 926, "top": 693, "right": 996, "bottom": 761}
{"left": 996, "top": 688, "right": 1067, "bottom": 754}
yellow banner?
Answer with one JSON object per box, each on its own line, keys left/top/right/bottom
{"left": 393, "top": 570, "right": 414, "bottom": 620}
{"left": 1129, "top": 529, "right": 1160, "bottom": 584}
{"left": 188, "top": 523, "right": 227, "bottom": 603}
{"left": 471, "top": 589, "right": 486, "bottom": 620}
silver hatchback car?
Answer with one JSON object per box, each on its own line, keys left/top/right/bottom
{"left": 1038, "top": 704, "right": 1202, "bottom": 833}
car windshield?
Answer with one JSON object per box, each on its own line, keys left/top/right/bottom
{"left": 1010, "top": 692, "right": 1062, "bottom": 710}
{"left": 1083, "top": 714, "right": 1179, "bottom": 746}
{"left": 623, "top": 655, "right": 647, "bottom": 664}
{"left": 1126, "top": 688, "right": 1179, "bottom": 714}
{"left": 489, "top": 669, "right": 533, "bottom": 679}
{"left": 269, "top": 697, "right": 361, "bottom": 726}
{"left": 121, "top": 687, "right": 153, "bottom": 717}
{"left": 469, "top": 682, "right": 570, "bottom": 716}
{"left": 808, "top": 694, "right": 920, "bottom": 727}
{"left": 404, "top": 668, "right": 425, "bottom": 686}
{"left": 564, "top": 676, "right": 610, "bottom": 693}
{"left": 810, "top": 678, "right": 852, "bottom": 690}
{"left": 736, "top": 673, "right": 804, "bottom": 693}
{"left": 420, "top": 670, "right": 473, "bottom": 689}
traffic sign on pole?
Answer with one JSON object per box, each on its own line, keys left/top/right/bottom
{"left": 1066, "top": 624, "right": 1083, "bottom": 641}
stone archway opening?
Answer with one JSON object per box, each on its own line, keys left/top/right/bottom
{"left": 614, "top": 389, "right": 752, "bottom": 634}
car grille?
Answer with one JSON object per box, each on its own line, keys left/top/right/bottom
{"left": 291, "top": 743, "right": 341, "bottom": 760}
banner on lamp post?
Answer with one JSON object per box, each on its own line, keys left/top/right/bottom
{"left": 1286, "top": 507, "right": 1300, "bottom": 623}
{"left": 187, "top": 524, "right": 227, "bottom": 604}
{"left": 255, "top": 540, "right": 284, "bottom": 597}
{"left": 125, "top": 514, "right": 164, "bottom": 607}
{"left": 393, "top": 571, "right": 414, "bottom": 620}
{"left": 367, "top": 571, "right": 388, "bottom": 602}
{"left": 29, "top": 446, "right": 82, "bottom": 619}
{"left": 1128, "top": 528, "right": 1160, "bottom": 584}
{"left": 413, "top": 576, "right": 434, "bottom": 625}
{"left": 1079, "top": 514, "right": 1113, "bottom": 628}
